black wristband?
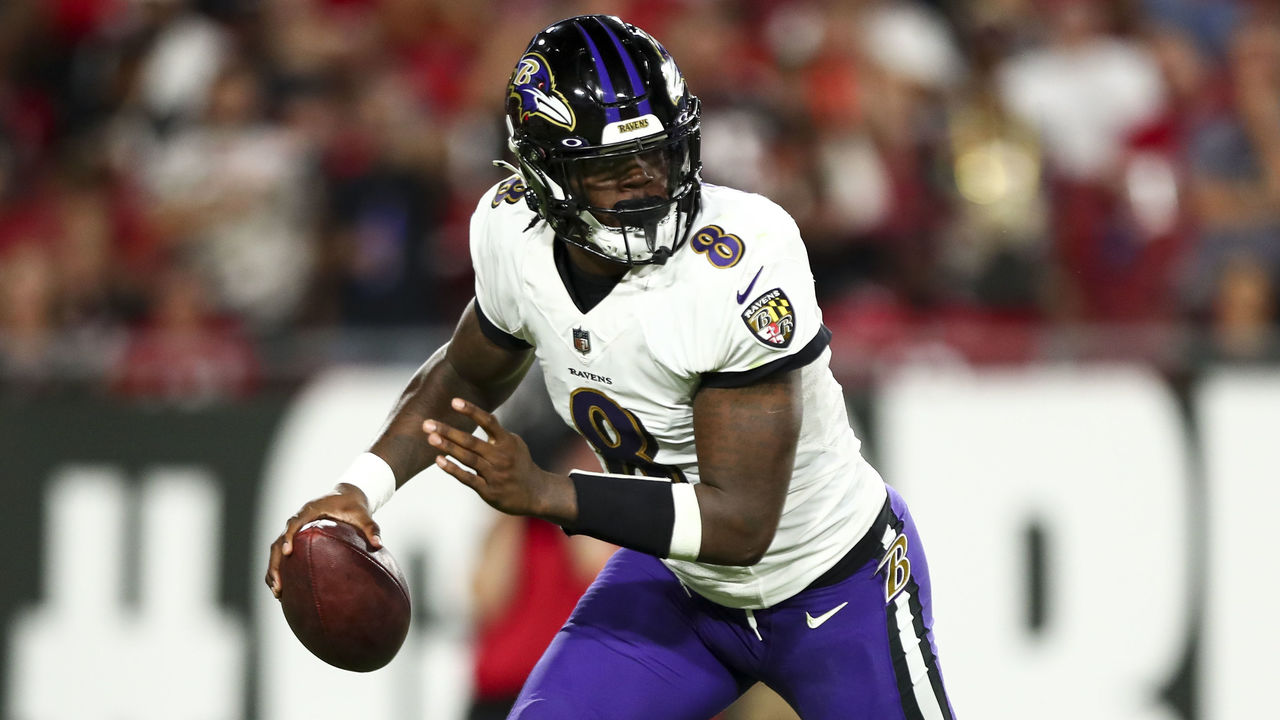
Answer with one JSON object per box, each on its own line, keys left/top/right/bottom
{"left": 563, "top": 470, "right": 675, "bottom": 558}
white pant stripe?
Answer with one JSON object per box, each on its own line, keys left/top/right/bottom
{"left": 892, "top": 590, "right": 946, "bottom": 720}
{"left": 882, "top": 523, "right": 950, "bottom": 720}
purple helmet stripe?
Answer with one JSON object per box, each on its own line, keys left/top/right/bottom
{"left": 597, "top": 18, "right": 653, "bottom": 117}
{"left": 575, "top": 23, "right": 621, "bottom": 123}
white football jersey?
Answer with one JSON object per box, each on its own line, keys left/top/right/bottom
{"left": 471, "top": 178, "right": 888, "bottom": 609}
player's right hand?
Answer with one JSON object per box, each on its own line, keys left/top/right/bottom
{"left": 265, "top": 485, "right": 382, "bottom": 599}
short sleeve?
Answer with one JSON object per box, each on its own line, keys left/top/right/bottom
{"left": 697, "top": 205, "right": 829, "bottom": 384}
{"left": 709, "top": 258, "right": 825, "bottom": 370}
{"left": 469, "top": 179, "right": 533, "bottom": 344}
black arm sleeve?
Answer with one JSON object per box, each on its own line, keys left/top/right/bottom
{"left": 562, "top": 471, "right": 677, "bottom": 558}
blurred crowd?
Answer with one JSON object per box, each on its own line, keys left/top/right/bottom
{"left": 1, "top": 0, "right": 1279, "bottom": 401}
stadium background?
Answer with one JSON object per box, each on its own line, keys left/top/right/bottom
{"left": 1, "top": 0, "right": 1277, "bottom": 718}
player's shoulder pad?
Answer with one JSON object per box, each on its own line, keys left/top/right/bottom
{"left": 484, "top": 174, "right": 531, "bottom": 211}
{"left": 687, "top": 185, "right": 806, "bottom": 273}
{"left": 471, "top": 174, "right": 543, "bottom": 249}
{"left": 474, "top": 173, "right": 540, "bottom": 220}
{"left": 689, "top": 188, "right": 818, "bottom": 359}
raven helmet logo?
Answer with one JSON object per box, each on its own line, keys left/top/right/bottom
{"left": 510, "top": 53, "right": 576, "bottom": 130}
{"left": 657, "top": 47, "right": 685, "bottom": 106}
{"left": 572, "top": 328, "right": 591, "bottom": 354}
{"left": 639, "top": 30, "right": 686, "bottom": 106}
{"left": 740, "top": 288, "right": 796, "bottom": 348}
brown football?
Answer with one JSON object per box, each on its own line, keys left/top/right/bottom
{"left": 279, "top": 519, "right": 411, "bottom": 672}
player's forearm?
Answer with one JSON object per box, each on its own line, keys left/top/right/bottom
{"left": 530, "top": 470, "right": 579, "bottom": 525}
{"left": 368, "top": 347, "right": 462, "bottom": 485}
{"left": 370, "top": 344, "right": 527, "bottom": 486}
{"left": 690, "top": 482, "right": 785, "bottom": 566}
{"left": 685, "top": 373, "right": 799, "bottom": 566}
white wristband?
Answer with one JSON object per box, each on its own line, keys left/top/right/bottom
{"left": 337, "top": 452, "right": 397, "bottom": 514}
{"left": 668, "top": 483, "right": 703, "bottom": 561}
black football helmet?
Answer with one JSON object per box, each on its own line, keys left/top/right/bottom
{"left": 502, "top": 15, "right": 702, "bottom": 265}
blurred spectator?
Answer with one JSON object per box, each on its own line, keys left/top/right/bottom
{"left": 0, "top": 0, "right": 1276, "bottom": 392}
{"left": 46, "top": 168, "right": 139, "bottom": 384}
{"left": 139, "top": 62, "right": 314, "bottom": 332}
{"left": 1085, "top": 18, "right": 1220, "bottom": 327}
{"left": 261, "top": 0, "right": 375, "bottom": 87}
{"left": 1184, "top": 6, "right": 1280, "bottom": 330}
{"left": 999, "top": 0, "right": 1165, "bottom": 183}
{"left": 57, "top": 182, "right": 119, "bottom": 323}
{"left": 944, "top": 15, "right": 1049, "bottom": 315}
{"left": 665, "top": 1, "right": 777, "bottom": 196}
{"left": 111, "top": 264, "right": 259, "bottom": 405}
{"left": 1142, "top": 0, "right": 1242, "bottom": 60}
{"left": 1194, "top": 254, "right": 1279, "bottom": 365}
{"left": 774, "top": 1, "right": 959, "bottom": 307}
{"left": 132, "top": 0, "right": 231, "bottom": 128}
{"left": 998, "top": 0, "right": 1178, "bottom": 323}
{"left": 312, "top": 68, "right": 452, "bottom": 326}
{"left": 0, "top": 151, "right": 136, "bottom": 392}
{"left": 0, "top": 244, "right": 61, "bottom": 393}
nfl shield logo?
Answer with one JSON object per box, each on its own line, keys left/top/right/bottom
{"left": 572, "top": 328, "right": 591, "bottom": 355}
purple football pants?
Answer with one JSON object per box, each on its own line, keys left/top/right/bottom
{"left": 507, "top": 485, "right": 955, "bottom": 720}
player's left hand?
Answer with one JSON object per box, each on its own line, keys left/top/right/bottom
{"left": 424, "top": 398, "right": 574, "bottom": 521}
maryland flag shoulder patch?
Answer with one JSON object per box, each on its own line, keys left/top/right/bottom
{"left": 740, "top": 288, "right": 796, "bottom": 348}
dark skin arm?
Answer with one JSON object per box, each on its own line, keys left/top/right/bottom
{"left": 687, "top": 371, "right": 800, "bottom": 565}
{"left": 265, "top": 299, "right": 533, "bottom": 597}
{"left": 426, "top": 369, "right": 801, "bottom": 566}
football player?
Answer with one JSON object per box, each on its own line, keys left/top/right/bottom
{"left": 267, "top": 15, "right": 955, "bottom": 720}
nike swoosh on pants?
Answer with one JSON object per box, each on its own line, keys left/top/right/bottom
{"left": 805, "top": 601, "right": 849, "bottom": 629}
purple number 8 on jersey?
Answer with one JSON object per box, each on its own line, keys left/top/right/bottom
{"left": 491, "top": 177, "right": 527, "bottom": 208}
{"left": 689, "top": 225, "right": 744, "bottom": 268}
{"left": 569, "top": 388, "right": 686, "bottom": 482}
